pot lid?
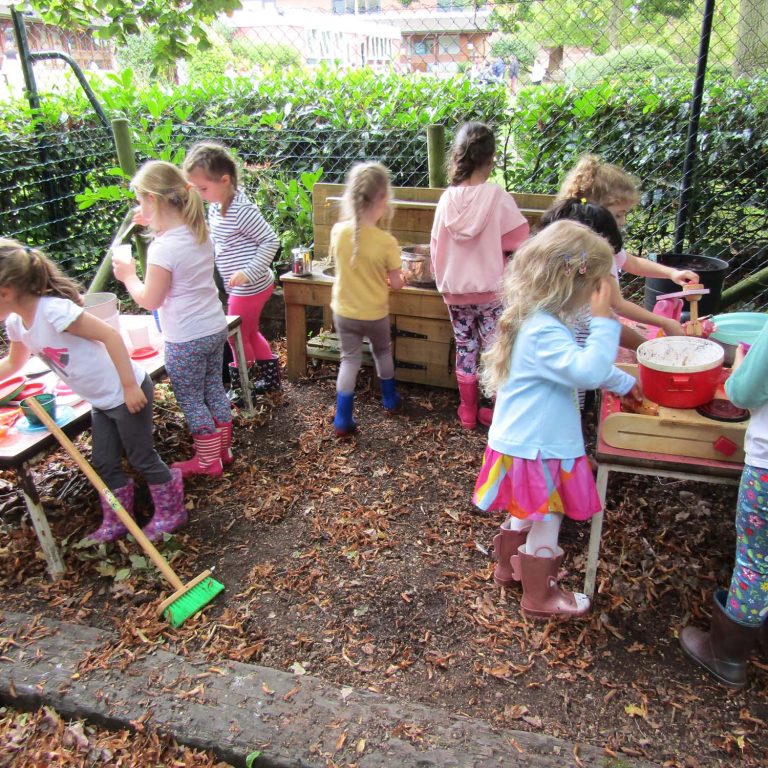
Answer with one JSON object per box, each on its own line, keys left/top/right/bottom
{"left": 637, "top": 337, "right": 723, "bottom": 373}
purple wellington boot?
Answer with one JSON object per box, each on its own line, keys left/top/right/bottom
{"left": 142, "top": 468, "right": 187, "bottom": 541}
{"left": 82, "top": 480, "right": 135, "bottom": 544}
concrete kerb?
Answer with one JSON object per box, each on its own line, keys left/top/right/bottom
{"left": 0, "top": 610, "right": 652, "bottom": 768}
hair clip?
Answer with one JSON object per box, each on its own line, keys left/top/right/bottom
{"left": 578, "top": 250, "right": 588, "bottom": 275}
{"left": 580, "top": 197, "right": 588, "bottom": 205}
{"left": 563, "top": 255, "right": 573, "bottom": 277}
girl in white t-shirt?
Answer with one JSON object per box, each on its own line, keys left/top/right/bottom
{"left": 113, "top": 161, "right": 232, "bottom": 479}
{"left": 0, "top": 238, "right": 184, "bottom": 543}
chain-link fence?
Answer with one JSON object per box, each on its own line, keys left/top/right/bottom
{"left": 1, "top": 1, "right": 766, "bottom": 307}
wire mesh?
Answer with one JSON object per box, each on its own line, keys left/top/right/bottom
{"left": 1, "top": 1, "right": 766, "bottom": 306}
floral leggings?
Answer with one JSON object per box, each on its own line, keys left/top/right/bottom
{"left": 447, "top": 300, "right": 503, "bottom": 377}
{"left": 726, "top": 464, "right": 768, "bottom": 625}
{"left": 164, "top": 329, "right": 232, "bottom": 436}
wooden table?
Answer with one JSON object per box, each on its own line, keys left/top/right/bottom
{"left": 0, "top": 314, "right": 250, "bottom": 580}
{"left": 585, "top": 392, "right": 742, "bottom": 599}
{"left": 281, "top": 265, "right": 457, "bottom": 388}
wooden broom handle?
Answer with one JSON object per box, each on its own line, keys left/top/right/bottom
{"left": 25, "top": 397, "right": 184, "bottom": 590}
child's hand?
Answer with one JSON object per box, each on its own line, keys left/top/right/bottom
{"left": 663, "top": 319, "right": 686, "bottom": 336}
{"left": 112, "top": 254, "right": 136, "bottom": 283}
{"left": 671, "top": 268, "right": 699, "bottom": 286}
{"left": 628, "top": 380, "right": 644, "bottom": 402}
{"left": 123, "top": 383, "right": 148, "bottom": 414}
{"left": 228, "top": 271, "right": 249, "bottom": 288}
{"left": 131, "top": 207, "right": 151, "bottom": 228}
{"left": 590, "top": 278, "right": 613, "bottom": 318}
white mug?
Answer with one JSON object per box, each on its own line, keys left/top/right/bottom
{"left": 127, "top": 324, "right": 151, "bottom": 350}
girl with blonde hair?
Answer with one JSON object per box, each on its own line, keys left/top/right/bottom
{"left": 329, "top": 162, "right": 403, "bottom": 436}
{"left": 473, "top": 221, "right": 640, "bottom": 619}
{"left": 113, "top": 160, "right": 233, "bottom": 489}
{"left": 558, "top": 154, "right": 699, "bottom": 347}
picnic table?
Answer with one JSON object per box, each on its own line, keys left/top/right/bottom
{"left": 0, "top": 314, "right": 251, "bottom": 580}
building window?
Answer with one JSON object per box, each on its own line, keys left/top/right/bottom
{"left": 332, "top": 0, "right": 380, "bottom": 13}
{"left": 411, "top": 36, "right": 433, "bottom": 56}
{"left": 438, "top": 34, "right": 460, "bottom": 55}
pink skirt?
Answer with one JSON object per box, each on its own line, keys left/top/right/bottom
{"left": 473, "top": 447, "right": 601, "bottom": 521}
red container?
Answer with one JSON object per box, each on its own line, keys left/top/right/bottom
{"left": 637, "top": 337, "right": 724, "bottom": 409}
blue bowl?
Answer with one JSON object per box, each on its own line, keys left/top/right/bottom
{"left": 710, "top": 312, "right": 768, "bottom": 346}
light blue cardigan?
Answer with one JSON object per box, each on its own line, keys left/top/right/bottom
{"left": 487, "top": 312, "right": 636, "bottom": 459}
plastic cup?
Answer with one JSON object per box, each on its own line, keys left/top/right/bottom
{"left": 127, "top": 325, "right": 151, "bottom": 350}
{"left": 111, "top": 244, "right": 132, "bottom": 265}
{"left": 21, "top": 393, "right": 57, "bottom": 426}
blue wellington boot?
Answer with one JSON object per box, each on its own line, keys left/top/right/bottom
{"left": 333, "top": 392, "right": 357, "bottom": 437}
{"left": 379, "top": 377, "right": 402, "bottom": 412}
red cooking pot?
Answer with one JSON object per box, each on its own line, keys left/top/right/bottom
{"left": 636, "top": 337, "right": 724, "bottom": 409}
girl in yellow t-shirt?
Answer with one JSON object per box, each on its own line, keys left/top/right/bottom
{"left": 329, "top": 162, "right": 404, "bottom": 437}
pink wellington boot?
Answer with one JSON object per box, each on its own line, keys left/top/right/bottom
{"left": 172, "top": 431, "right": 223, "bottom": 479}
{"left": 511, "top": 545, "right": 590, "bottom": 619}
{"left": 215, "top": 420, "right": 234, "bottom": 467}
{"left": 456, "top": 371, "right": 480, "bottom": 429}
{"left": 142, "top": 468, "right": 187, "bottom": 541}
{"left": 492, "top": 520, "right": 528, "bottom": 586}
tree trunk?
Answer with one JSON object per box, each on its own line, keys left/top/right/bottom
{"left": 734, "top": 0, "right": 768, "bottom": 75}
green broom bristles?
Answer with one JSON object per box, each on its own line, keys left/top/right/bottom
{"left": 163, "top": 576, "right": 225, "bottom": 628}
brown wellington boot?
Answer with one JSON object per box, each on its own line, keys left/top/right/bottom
{"left": 679, "top": 589, "right": 761, "bottom": 689}
{"left": 492, "top": 523, "right": 528, "bottom": 587}
{"left": 512, "top": 545, "right": 590, "bottom": 619}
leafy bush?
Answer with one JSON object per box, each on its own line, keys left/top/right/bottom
{"left": 566, "top": 45, "right": 681, "bottom": 87}
{"left": 502, "top": 73, "right": 768, "bottom": 272}
{"left": 1, "top": 64, "right": 508, "bottom": 281}
{"left": 230, "top": 39, "right": 301, "bottom": 70}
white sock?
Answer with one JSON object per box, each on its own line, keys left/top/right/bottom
{"left": 524, "top": 514, "right": 562, "bottom": 555}
{"left": 502, "top": 515, "right": 531, "bottom": 533}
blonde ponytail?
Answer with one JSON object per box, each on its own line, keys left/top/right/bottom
{"left": 131, "top": 160, "right": 209, "bottom": 245}
{"left": 340, "top": 162, "right": 392, "bottom": 264}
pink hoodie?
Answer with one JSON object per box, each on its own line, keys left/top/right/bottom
{"left": 430, "top": 182, "right": 529, "bottom": 305}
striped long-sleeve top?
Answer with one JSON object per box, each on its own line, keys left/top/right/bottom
{"left": 208, "top": 188, "right": 280, "bottom": 296}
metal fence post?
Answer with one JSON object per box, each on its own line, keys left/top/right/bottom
{"left": 673, "top": 0, "right": 716, "bottom": 255}
{"left": 11, "top": 5, "right": 65, "bottom": 241}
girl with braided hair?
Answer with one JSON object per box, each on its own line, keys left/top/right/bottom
{"left": 328, "top": 162, "right": 404, "bottom": 437}
{"left": 431, "top": 122, "right": 529, "bottom": 430}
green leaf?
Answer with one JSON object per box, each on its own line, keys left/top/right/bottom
{"left": 245, "top": 750, "right": 262, "bottom": 767}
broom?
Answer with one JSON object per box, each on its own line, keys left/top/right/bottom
{"left": 24, "top": 396, "right": 224, "bottom": 627}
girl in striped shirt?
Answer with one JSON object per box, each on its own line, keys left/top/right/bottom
{"left": 184, "top": 142, "right": 281, "bottom": 398}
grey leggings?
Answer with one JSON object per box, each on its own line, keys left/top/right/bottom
{"left": 334, "top": 313, "right": 394, "bottom": 393}
{"left": 91, "top": 374, "right": 171, "bottom": 489}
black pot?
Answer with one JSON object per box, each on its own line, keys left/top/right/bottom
{"left": 644, "top": 253, "right": 729, "bottom": 317}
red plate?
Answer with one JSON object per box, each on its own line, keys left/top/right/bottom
{"left": 0, "top": 376, "right": 27, "bottom": 405}
{"left": 9, "top": 381, "right": 46, "bottom": 403}
{"left": 130, "top": 346, "right": 159, "bottom": 360}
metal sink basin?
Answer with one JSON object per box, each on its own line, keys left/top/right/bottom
{"left": 322, "top": 266, "right": 335, "bottom": 278}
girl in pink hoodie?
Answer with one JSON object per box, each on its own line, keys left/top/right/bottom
{"left": 431, "top": 122, "right": 530, "bottom": 429}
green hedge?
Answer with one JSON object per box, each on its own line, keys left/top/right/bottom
{"left": 503, "top": 73, "right": 768, "bottom": 267}
{"left": 0, "top": 65, "right": 508, "bottom": 279}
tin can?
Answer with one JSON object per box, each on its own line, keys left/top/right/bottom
{"left": 292, "top": 247, "right": 312, "bottom": 276}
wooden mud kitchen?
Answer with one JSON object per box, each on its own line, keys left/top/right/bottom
{"left": 280, "top": 183, "right": 554, "bottom": 385}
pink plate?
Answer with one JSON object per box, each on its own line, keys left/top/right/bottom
{"left": 130, "top": 346, "right": 159, "bottom": 360}
{"left": 9, "top": 381, "right": 46, "bottom": 403}
{"left": 0, "top": 376, "right": 27, "bottom": 405}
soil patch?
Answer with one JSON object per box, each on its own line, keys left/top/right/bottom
{"left": 1, "top": 348, "right": 766, "bottom": 767}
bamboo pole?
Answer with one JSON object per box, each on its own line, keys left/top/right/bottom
{"left": 112, "top": 117, "right": 147, "bottom": 272}
{"left": 720, "top": 260, "right": 768, "bottom": 309}
{"left": 426, "top": 124, "right": 447, "bottom": 188}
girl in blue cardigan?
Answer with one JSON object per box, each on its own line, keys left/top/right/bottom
{"left": 473, "top": 221, "right": 639, "bottom": 619}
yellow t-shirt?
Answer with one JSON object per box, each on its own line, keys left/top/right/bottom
{"left": 330, "top": 221, "right": 402, "bottom": 321}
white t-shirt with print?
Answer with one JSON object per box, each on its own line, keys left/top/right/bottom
{"left": 148, "top": 226, "right": 227, "bottom": 343}
{"left": 5, "top": 296, "right": 144, "bottom": 411}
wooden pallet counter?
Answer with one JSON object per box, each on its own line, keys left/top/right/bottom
{"left": 281, "top": 184, "right": 556, "bottom": 386}
{"left": 281, "top": 265, "right": 456, "bottom": 387}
